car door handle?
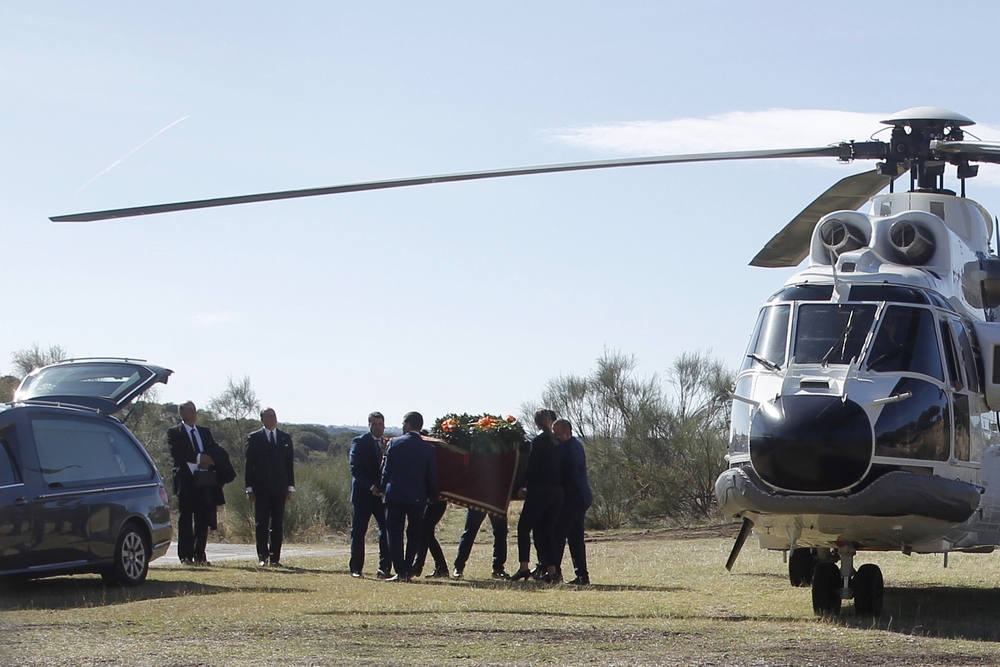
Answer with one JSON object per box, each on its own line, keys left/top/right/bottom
{"left": 13, "top": 497, "right": 27, "bottom": 505}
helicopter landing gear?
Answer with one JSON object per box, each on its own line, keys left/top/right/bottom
{"left": 809, "top": 546, "right": 883, "bottom": 617}
{"left": 852, "top": 563, "right": 884, "bottom": 617}
{"left": 811, "top": 561, "right": 842, "bottom": 616}
{"left": 788, "top": 547, "right": 816, "bottom": 587}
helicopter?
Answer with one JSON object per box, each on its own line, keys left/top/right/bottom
{"left": 50, "top": 106, "right": 1000, "bottom": 618}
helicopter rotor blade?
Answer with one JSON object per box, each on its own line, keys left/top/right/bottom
{"left": 50, "top": 145, "right": 846, "bottom": 223}
{"left": 749, "top": 169, "right": 900, "bottom": 268}
{"left": 930, "top": 139, "right": 1000, "bottom": 164}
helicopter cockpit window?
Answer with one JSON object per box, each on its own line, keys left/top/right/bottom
{"left": 953, "top": 320, "right": 981, "bottom": 394}
{"left": 865, "top": 306, "right": 944, "bottom": 380}
{"left": 742, "top": 305, "right": 790, "bottom": 371}
{"left": 848, "top": 285, "right": 931, "bottom": 305}
{"left": 767, "top": 284, "right": 834, "bottom": 303}
{"left": 792, "top": 304, "right": 876, "bottom": 365}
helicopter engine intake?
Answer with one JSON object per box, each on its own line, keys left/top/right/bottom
{"left": 819, "top": 218, "right": 868, "bottom": 259}
{"left": 888, "top": 219, "right": 936, "bottom": 265}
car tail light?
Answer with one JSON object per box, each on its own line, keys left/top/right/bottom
{"left": 158, "top": 486, "right": 169, "bottom": 505}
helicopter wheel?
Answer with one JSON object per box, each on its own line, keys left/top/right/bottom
{"left": 811, "top": 562, "right": 842, "bottom": 617}
{"left": 788, "top": 548, "right": 815, "bottom": 587}
{"left": 852, "top": 563, "right": 884, "bottom": 617}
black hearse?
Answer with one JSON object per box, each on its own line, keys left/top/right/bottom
{"left": 0, "top": 359, "right": 172, "bottom": 586}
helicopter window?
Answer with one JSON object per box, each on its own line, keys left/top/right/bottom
{"left": 874, "top": 377, "right": 950, "bottom": 461}
{"left": 847, "top": 285, "right": 930, "bottom": 305}
{"left": 952, "top": 319, "right": 981, "bottom": 394}
{"left": 940, "top": 320, "right": 963, "bottom": 389}
{"left": 742, "top": 305, "right": 790, "bottom": 371}
{"left": 767, "top": 284, "right": 834, "bottom": 303}
{"left": 866, "top": 306, "right": 944, "bottom": 380}
{"left": 926, "top": 292, "right": 952, "bottom": 310}
{"left": 729, "top": 375, "right": 752, "bottom": 455}
{"left": 792, "top": 304, "right": 876, "bottom": 365}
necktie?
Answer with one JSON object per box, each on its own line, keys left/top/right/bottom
{"left": 268, "top": 431, "right": 275, "bottom": 446}
{"left": 190, "top": 428, "right": 200, "bottom": 454}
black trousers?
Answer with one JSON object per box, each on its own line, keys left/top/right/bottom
{"left": 413, "top": 500, "right": 448, "bottom": 574}
{"left": 553, "top": 502, "right": 589, "bottom": 578}
{"left": 454, "top": 508, "right": 508, "bottom": 573}
{"left": 350, "top": 494, "right": 390, "bottom": 574}
{"left": 254, "top": 491, "right": 286, "bottom": 563}
{"left": 384, "top": 501, "right": 425, "bottom": 578}
{"left": 517, "top": 485, "right": 563, "bottom": 566}
{"left": 176, "top": 490, "right": 211, "bottom": 562}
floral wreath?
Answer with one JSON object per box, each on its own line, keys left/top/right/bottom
{"left": 429, "top": 413, "right": 525, "bottom": 455}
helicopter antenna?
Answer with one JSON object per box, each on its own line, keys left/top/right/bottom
{"left": 994, "top": 216, "right": 999, "bottom": 257}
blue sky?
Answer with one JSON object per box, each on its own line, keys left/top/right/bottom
{"left": 4, "top": 2, "right": 1000, "bottom": 427}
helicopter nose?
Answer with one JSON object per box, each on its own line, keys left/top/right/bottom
{"left": 749, "top": 395, "right": 872, "bottom": 493}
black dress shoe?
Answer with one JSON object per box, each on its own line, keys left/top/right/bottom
{"left": 425, "top": 568, "right": 449, "bottom": 578}
{"left": 452, "top": 568, "right": 464, "bottom": 579}
{"left": 492, "top": 570, "right": 511, "bottom": 580}
{"left": 376, "top": 570, "right": 391, "bottom": 579}
{"left": 567, "top": 575, "right": 590, "bottom": 585}
{"left": 510, "top": 569, "right": 532, "bottom": 582}
{"left": 259, "top": 560, "right": 268, "bottom": 567}
{"left": 270, "top": 561, "right": 283, "bottom": 567}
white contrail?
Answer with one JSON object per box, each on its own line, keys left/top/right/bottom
{"left": 76, "top": 115, "right": 191, "bottom": 192}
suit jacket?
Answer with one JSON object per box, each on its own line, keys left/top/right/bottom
{"left": 244, "top": 428, "right": 295, "bottom": 496}
{"left": 167, "top": 423, "right": 220, "bottom": 503}
{"left": 380, "top": 431, "right": 439, "bottom": 506}
{"left": 559, "top": 436, "right": 593, "bottom": 509}
{"left": 349, "top": 431, "right": 383, "bottom": 503}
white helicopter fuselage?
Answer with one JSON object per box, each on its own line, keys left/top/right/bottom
{"left": 716, "top": 190, "right": 1000, "bottom": 556}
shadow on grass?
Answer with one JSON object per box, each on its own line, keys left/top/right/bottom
{"left": 833, "top": 585, "right": 1000, "bottom": 642}
{"left": 407, "top": 579, "right": 689, "bottom": 593}
{"left": 0, "top": 577, "right": 311, "bottom": 611}
{"left": 313, "top": 608, "right": 802, "bottom": 622}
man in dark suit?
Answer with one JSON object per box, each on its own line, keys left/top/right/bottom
{"left": 245, "top": 407, "right": 295, "bottom": 567}
{"left": 167, "top": 401, "right": 221, "bottom": 565}
{"left": 552, "top": 418, "right": 593, "bottom": 585}
{"left": 349, "top": 411, "right": 392, "bottom": 578}
{"left": 380, "top": 411, "right": 439, "bottom": 581}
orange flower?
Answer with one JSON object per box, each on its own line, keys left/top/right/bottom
{"left": 441, "top": 418, "right": 457, "bottom": 433}
{"left": 505, "top": 415, "right": 517, "bottom": 423}
{"left": 476, "top": 415, "right": 497, "bottom": 430}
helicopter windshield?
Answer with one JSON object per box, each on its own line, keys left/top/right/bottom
{"left": 742, "top": 305, "right": 790, "bottom": 371}
{"left": 865, "top": 306, "right": 944, "bottom": 380}
{"left": 793, "top": 304, "right": 877, "bottom": 365}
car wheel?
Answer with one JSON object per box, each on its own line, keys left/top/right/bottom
{"left": 104, "top": 522, "right": 150, "bottom": 587}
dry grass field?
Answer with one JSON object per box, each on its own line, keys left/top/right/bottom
{"left": 4, "top": 520, "right": 1000, "bottom": 666}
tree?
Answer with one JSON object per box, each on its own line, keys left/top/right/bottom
{"left": 11, "top": 344, "right": 67, "bottom": 378}
{"left": 0, "top": 375, "right": 18, "bottom": 402}
{"left": 538, "top": 349, "right": 734, "bottom": 527}
{"left": 207, "top": 375, "right": 261, "bottom": 456}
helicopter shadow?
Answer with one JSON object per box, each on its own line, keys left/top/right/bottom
{"left": 836, "top": 585, "right": 1000, "bottom": 641}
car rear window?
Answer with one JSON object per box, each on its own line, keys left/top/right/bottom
{"left": 31, "top": 417, "right": 152, "bottom": 486}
